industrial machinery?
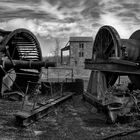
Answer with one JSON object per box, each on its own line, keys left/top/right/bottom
{"left": 84, "top": 25, "right": 140, "bottom": 122}
{"left": 0, "top": 28, "right": 55, "bottom": 96}
{"left": 0, "top": 28, "right": 84, "bottom": 127}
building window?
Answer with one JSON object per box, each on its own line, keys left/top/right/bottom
{"left": 82, "top": 52, "right": 84, "bottom": 57}
{"left": 79, "top": 43, "right": 84, "bottom": 50}
{"left": 79, "top": 52, "right": 81, "bottom": 57}
{"left": 79, "top": 43, "right": 84, "bottom": 57}
{"left": 79, "top": 52, "right": 84, "bottom": 57}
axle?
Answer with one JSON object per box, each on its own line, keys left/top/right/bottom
{"left": 2, "top": 59, "right": 56, "bottom": 70}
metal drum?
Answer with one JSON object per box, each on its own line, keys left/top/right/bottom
{"left": 0, "top": 28, "right": 42, "bottom": 94}
{"left": 92, "top": 25, "right": 140, "bottom": 89}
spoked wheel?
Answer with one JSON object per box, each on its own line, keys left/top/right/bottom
{"left": 0, "top": 28, "right": 42, "bottom": 94}
{"left": 93, "top": 25, "right": 121, "bottom": 87}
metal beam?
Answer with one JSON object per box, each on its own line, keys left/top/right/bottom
{"left": 15, "top": 92, "right": 75, "bottom": 127}
{"left": 85, "top": 59, "right": 140, "bottom": 75}
{"left": 3, "top": 59, "right": 56, "bottom": 69}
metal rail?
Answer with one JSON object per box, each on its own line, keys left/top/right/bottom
{"left": 103, "top": 128, "right": 140, "bottom": 140}
{"left": 15, "top": 92, "right": 75, "bottom": 127}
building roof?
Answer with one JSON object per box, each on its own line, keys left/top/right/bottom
{"left": 69, "top": 37, "right": 93, "bottom": 42}
{"left": 61, "top": 45, "right": 70, "bottom": 51}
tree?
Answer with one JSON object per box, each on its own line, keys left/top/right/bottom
{"left": 54, "top": 38, "right": 61, "bottom": 65}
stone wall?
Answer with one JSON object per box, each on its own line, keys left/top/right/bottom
{"left": 69, "top": 41, "right": 93, "bottom": 77}
{"left": 70, "top": 41, "right": 93, "bottom": 67}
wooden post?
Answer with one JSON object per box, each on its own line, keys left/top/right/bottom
{"left": 0, "top": 77, "right": 3, "bottom": 97}
{"left": 61, "top": 50, "right": 63, "bottom": 65}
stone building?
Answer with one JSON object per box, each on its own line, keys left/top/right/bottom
{"left": 61, "top": 37, "right": 93, "bottom": 68}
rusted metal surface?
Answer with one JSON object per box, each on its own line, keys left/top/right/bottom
{"left": 3, "top": 59, "right": 55, "bottom": 70}
{"left": 85, "top": 59, "right": 140, "bottom": 75}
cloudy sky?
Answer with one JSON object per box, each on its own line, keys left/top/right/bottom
{"left": 0, "top": 0, "right": 140, "bottom": 56}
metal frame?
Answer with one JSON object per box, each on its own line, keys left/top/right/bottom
{"left": 84, "top": 25, "right": 140, "bottom": 122}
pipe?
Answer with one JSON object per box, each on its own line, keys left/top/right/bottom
{"left": 3, "top": 59, "right": 56, "bottom": 70}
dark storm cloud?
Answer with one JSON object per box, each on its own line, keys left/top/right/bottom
{"left": 94, "top": 0, "right": 140, "bottom": 38}
{"left": 0, "top": 0, "right": 140, "bottom": 55}
{"left": 81, "top": 0, "right": 101, "bottom": 19}
{"left": 0, "top": 0, "right": 87, "bottom": 36}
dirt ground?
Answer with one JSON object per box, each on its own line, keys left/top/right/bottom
{"left": 0, "top": 94, "right": 140, "bottom": 140}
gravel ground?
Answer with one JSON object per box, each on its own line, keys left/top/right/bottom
{"left": 0, "top": 95, "right": 140, "bottom": 140}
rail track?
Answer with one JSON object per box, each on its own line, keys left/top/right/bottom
{"left": 15, "top": 92, "right": 75, "bottom": 127}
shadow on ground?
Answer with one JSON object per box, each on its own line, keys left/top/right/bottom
{"left": 0, "top": 95, "right": 140, "bottom": 140}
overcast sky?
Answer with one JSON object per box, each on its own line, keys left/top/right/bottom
{"left": 0, "top": 0, "right": 140, "bottom": 56}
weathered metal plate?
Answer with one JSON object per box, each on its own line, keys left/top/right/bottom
{"left": 85, "top": 60, "right": 140, "bottom": 75}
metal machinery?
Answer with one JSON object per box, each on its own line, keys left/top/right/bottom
{"left": 0, "top": 28, "right": 84, "bottom": 127}
{"left": 84, "top": 25, "right": 140, "bottom": 122}
{"left": 0, "top": 28, "right": 55, "bottom": 96}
